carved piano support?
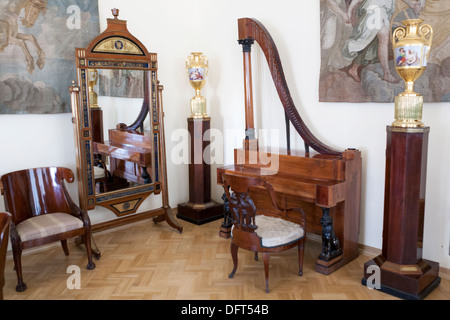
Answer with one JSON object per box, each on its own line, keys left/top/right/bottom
{"left": 318, "top": 208, "right": 342, "bottom": 264}
{"left": 218, "top": 18, "right": 362, "bottom": 275}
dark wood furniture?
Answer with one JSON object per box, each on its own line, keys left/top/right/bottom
{"left": 177, "top": 117, "right": 223, "bottom": 224}
{"left": 217, "top": 18, "right": 362, "bottom": 275}
{"left": 0, "top": 212, "right": 11, "bottom": 300}
{"left": 362, "top": 126, "right": 440, "bottom": 299}
{"left": 0, "top": 167, "right": 95, "bottom": 292}
{"left": 222, "top": 172, "right": 306, "bottom": 293}
{"left": 70, "top": 9, "right": 182, "bottom": 232}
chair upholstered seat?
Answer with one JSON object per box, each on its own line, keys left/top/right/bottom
{"left": 232, "top": 215, "right": 305, "bottom": 248}
{"left": 16, "top": 213, "right": 84, "bottom": 242}
{"left": 255, "top": 215, "right": 304, "bottom": 248}
{"left": 93, "top": 166, "right": 105, "bottom": 180}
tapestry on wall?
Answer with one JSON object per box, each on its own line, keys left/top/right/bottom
{"left": 319, "top": 0, "right": 450, "bottom": 103}
{"left": 0, "top": 0, "right": 99, "bottom": 114}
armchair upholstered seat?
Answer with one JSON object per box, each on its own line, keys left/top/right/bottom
{"left": 222, "top": 173, "right": 307, "bottom": 293}
{"left": 0, "top": 167, "right": 96, "bottom": 292}
{"left": 15, "top": 212, "right": 84, "bottom": 242}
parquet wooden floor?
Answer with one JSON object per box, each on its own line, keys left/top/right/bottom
{"left": 2, "top": 218, "right": 449, "bottom": 300}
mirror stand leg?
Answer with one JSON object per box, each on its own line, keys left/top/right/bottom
{"left": 75, "top": 235, "right": 101, "bottom": 259}
{"left": 153, "top": 206, "right": 184, "bottom": 233}
{"left": 164, "top": 206, "right": 183, "bottom": 233}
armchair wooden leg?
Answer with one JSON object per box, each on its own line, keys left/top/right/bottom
{"left": 61, "top": 240, "right": 69, "bottom": 256}
{"left": 229, "top": 242, "right": 238, "bottom": 279}
{"left": 298, "top": 242, "right": 305, "bottom": 276}
{"left": 83, "top": 235, "right": 96, "bottom": 270}
{"left": 263, "top": 253, "right": 270, "bottom": 293}
{"left": 12, "top": 245, "right": 26, "bottom": 292}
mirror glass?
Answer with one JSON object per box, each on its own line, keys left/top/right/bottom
{"left": 87, "top": 68, "right": 152, "bottom": 194}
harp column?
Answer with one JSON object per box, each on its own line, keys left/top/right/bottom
{"left": 238, "top": 38, "right": 258, "bottom": 150}
{"left": 217, "top": 38, "right": 258, "bottom": 237}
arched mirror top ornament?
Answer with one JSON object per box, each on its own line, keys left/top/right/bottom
{"left": 87, "top": 8, "right": 149, "bottom": 59}
{"left": 69, "top": 8, "right": 182, "bottom": 233}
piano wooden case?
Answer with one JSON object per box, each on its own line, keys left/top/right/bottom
{"left": 217, "top": 18, "right": 362, "bottom": 275}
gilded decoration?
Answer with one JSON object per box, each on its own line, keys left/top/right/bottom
{"left": 93, "top": 37, "right": 144, "bottom": 55}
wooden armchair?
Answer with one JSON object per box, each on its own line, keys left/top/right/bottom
{"left": 222, "top": 173, "right": 307, "bottom": 293}
{"left": 0, "top": 167, "right": 96, "bottom": 292}
{"left": 0, "top": 212, "right": 11, "bottom": 300}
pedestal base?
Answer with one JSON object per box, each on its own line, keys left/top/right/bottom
{"left": 362, "top": 255, "right": 440, "bottom": 300}
{"left": 315, "top": 255, "right": 343, "bottom": 274}
{"left": 177, "top": 201, "right": 223, "bottom": 225}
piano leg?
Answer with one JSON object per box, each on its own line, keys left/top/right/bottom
{"left": 315, "top": 207, "right": 343, "bottom": 274}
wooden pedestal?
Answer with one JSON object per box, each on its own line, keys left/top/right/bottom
{"left": 362, "top": 126, "right": 440, "bottom": 299}
{"left": 177, "top": 117, "right": 223, "bottom": 225}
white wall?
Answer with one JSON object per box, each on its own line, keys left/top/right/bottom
{"left": 0, "top": 0, "right": 448, "bottom": 269}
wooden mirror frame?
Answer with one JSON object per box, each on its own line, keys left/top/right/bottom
{"left": 70, "top": 9, "right": 182, "bottom": 232}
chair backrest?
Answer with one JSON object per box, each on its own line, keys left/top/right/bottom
{"left": 0, "top": 212, "right": 11, "bottom": 298}
{"left": 222, "top": 173, "right": 278, "bottom": 233}
{"left": 1, "top": 167, "right": 75, "bottom": 225}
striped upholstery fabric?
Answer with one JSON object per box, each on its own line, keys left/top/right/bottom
{"left": 16, "top": 213, "right": 84, "bottom": 242}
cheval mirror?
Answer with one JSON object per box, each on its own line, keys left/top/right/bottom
{"left": 70, "top": 9, "right": 182, "bottom": 233}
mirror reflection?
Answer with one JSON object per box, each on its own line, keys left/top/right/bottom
{"left": 87, "top": 68, "right": 151, "bottom": 194}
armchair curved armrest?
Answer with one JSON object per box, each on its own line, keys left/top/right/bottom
{"left": 57, "top": 167, "right": 75, "bottom": 184}
{"left": 59, "top": 169, "right": 90, "bottom": 224}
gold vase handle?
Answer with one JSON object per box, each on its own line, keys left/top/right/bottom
{"left": 392, "top": 26, "right": 406, "bottom": 45}
{"left": 418, "top": 24, "right": 433, "bottom": 47}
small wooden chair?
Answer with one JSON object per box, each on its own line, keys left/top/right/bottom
{"left": 0, "top": 212, "right": 11, "bottom": 300}
{"left": 222, "top": 173, "right": 307, "bottom": 293}
{"left": 93, "top": 158, "right": 110, "bottom": 192}
{"left": 0, "top": 167, "right": 96, "bottom": 292}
